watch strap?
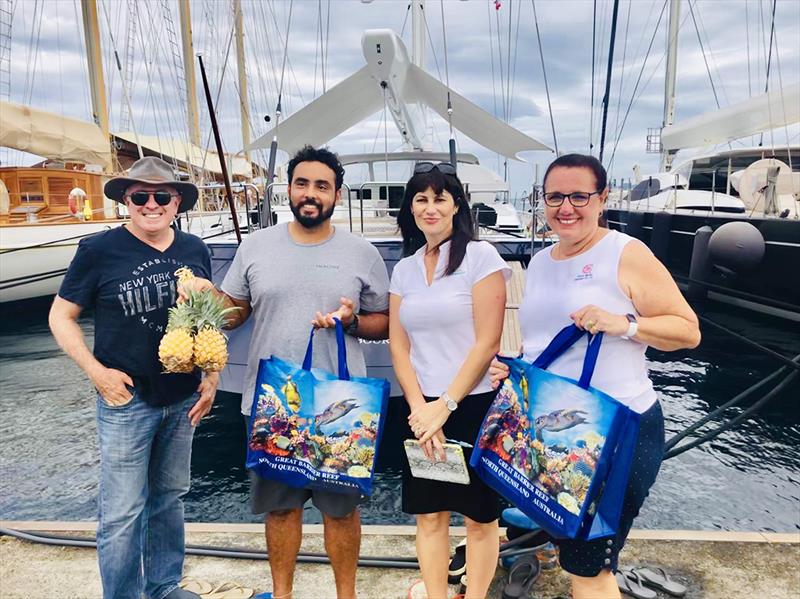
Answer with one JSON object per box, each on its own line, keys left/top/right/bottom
{"left": 344, "top": 314, "right": 359, "bottom": 335}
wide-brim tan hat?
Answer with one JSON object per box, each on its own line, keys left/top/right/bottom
{"left": 104, "top": 156, "right": 198, "bottom": 213}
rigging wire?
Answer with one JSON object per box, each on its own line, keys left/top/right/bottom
{"left": 771, "top": 26, "right": 794, "bottom": 171}
{"left": 495, "top": 5, "right": 506, "bottom": 122}
{"left": 71, "top": 0, "right": 92, "bottom": 122}
{"left": 531, "top": 0, "right": 558, "bottom": 156}
{"left": 23, "top": 0, "right": 42, "bottom": 106}
{"left": 439, "top": 0, "right": 453, "bottom": 138}
{"left": 759, "top": 0, "right": 777, "bottom": 147}
{"left": 508, "top": 0, "right": 522, "bottom": 123}
{"left": 694, "top": 1, "right": 729, "bottom": 107}
{"left": 605, "top": 0, "right": 669, "bottom": 172}
{"left": 611, "top": 0, "right": 632, "bottom": 146}
{"left": 589, "top": 0, "right": 596, "bottom": 153}
{"left": 598, "top": 0, "right": 621, "bottom": 165}
{"left": 687, "top": 0, "right": 721, "bottom": 110}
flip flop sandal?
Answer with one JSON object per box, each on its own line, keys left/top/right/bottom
{"left": 448, "top": 538, "right": 467, "bottom": 584}
{"left": 180, "top": 578, "right": 213, "bottom": 594}
{"left": 616, "top": 569, "right": 657, "bottom": 599}
{"left": 626, "top": 566, "right": 687, "bottom": 597}
{"left": 200, "top": 582, "right": 254, "bottom": 599}
{"left": 407, "top": 579, "right": 427, "bottom": 599}
{"left": 501, "top": 553, "right": 541, "bottom": 599}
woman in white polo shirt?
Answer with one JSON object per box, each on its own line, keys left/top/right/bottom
{"left": 389, "top": 162, "right": 511, "bottom": 599}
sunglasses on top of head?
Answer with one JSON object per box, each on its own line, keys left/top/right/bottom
{"left": 413, "top": 161, "right": 457, "bottom": 175}
{"left": 127, "top": 191, "right": 179, "bottom": 207}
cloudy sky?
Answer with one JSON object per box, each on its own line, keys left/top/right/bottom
{"left": 5, "top": 0, "right": 799, "bottom": 195}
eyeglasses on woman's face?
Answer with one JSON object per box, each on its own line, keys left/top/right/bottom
{"left": 542, "top": 190, "right": 602, "bottom": 208}
{"left": 413, "top": 161, "right": 457, "bottom": 176}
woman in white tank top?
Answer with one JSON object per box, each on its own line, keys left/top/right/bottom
{"left": 491, "top": 154, "right": 701, "bottom": 599}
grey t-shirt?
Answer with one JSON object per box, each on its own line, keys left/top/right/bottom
{"left": 221, "top": 223, "right": 390, "bottom": 415}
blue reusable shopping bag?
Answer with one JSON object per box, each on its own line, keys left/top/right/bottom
{"left": 246, "top": 319, "right": 390, "bottom": 496}
{"left": 471, "top": 324, "right": 640, "bottom": 540}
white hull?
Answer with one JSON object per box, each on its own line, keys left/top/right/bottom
{"left": 0, "top": 212, "right": 249, "bottom": 304}
{"left": 0, "top": 221, "right": 124, "bottom": 303}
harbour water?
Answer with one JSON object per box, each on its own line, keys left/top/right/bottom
{"left": 1, "top": 298, "right": 798, "bottom": 531}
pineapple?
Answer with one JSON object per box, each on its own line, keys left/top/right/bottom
{"left": 158, "top": 301, "right": 196, "bottom": 373}
{"left": 192, "top": 292, "right": 237, "bottom": 372}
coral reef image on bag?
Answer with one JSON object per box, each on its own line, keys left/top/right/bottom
{"left": 477, "top": 369, "right": 616, "bottom": 516}
{"left": 247, "top": 354, "right": 389, "bottom": 495}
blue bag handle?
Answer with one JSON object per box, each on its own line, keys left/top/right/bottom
{"left": 301, "top": 318, "right": 351, "bottom": 380}
{"left": 532, "top": 324, "right": 603, "bottom": 389}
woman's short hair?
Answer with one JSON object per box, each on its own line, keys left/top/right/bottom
{"left": 397, "top": 166, "right": 475, "bottom": 276}
{"left": 543, "top": 153, "right": 608, "bottom": 191}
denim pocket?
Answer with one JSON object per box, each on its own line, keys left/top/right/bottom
{"left": 97, "top": 386, "right": 136, "bottom": 410}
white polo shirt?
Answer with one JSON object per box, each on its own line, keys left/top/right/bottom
{"left": 390, "top": 240, "right": 511, "bottom": 397}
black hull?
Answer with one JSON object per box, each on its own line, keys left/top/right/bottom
{"left": 606, "top": 208, "right": 800, "bottom": 319}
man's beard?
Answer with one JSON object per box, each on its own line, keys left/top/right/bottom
{"left": 290, "top": 198, "right": 335, "bottom": 228}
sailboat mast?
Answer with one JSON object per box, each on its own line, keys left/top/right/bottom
{"left": 80, "top": 0, "right": 109, "bottom": 163}
{"left": 660, "top": 0, "right": 681, "bottom": 172}
{"left": 411, "top": 1, "right": 429, "bottom": 150}
{"left": 178, "top": 0, "right": 201, "bottom": 148}
{"left": 411, "top": 1, "right": 425, "bottom": 67}
{"left": 234, "top": 0, "right": 251, "bottom": 166}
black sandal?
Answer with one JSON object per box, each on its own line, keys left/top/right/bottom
{"left": 501, "top": 554, "right": 541, "bottom": 599}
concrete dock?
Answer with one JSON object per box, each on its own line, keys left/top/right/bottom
{"left": 1, "top": 521, "right": 798, "bottom": 598}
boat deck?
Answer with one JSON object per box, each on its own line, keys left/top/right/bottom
{"left": 1, "top": 522, "right": 797, "bottom": 598}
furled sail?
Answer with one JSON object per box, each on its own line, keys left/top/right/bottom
{"left": 0, "top": 101, "right": 112, "bottom": 168}
{"left": 661, "top": 84, "right": 800, "bottom": 151}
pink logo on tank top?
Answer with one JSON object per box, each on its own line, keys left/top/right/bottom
{"left": 574, "top": 263, "right": 594, "bottom": 281}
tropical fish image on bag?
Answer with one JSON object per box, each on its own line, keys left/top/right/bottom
{"left": 478, "top": 375, "right": 608, "bottom": 516}
{"left": 248, "top": 379, "right": 381, "bottom": 477}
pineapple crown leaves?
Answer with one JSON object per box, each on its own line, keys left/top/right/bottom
{"left": 165, "top": 301, "right": 196, "bottom": 333}
{"left": 190, "top": 290, "right": 240, "bottom": 330}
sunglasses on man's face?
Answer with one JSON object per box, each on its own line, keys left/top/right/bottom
{"left": 413, "top": 161, "right": 457, "bottom": 175}
{"left": 127, "top": 191, "right": 179, "bottom": 206}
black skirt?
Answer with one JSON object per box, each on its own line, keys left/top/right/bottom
{"left": 401, "top": 389, "right": 500, "bottom": 523}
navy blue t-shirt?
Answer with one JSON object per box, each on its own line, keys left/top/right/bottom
{"left": 58, "top": 226, "right": 212, "bottom": 407}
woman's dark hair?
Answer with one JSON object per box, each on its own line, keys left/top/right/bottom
{"left": 397, "top": 167, "right": 475, "bottom": 276}
{"left": 542, "top": 153, "right": 608, "bottom": 191}
{"left": 287, "top": 145, "right": 345, "bottom": 190}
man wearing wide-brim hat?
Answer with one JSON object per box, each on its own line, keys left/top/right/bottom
{"left": 50, "top": 156, "right": 217, "bottom": 599}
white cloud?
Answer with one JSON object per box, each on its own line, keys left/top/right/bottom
{"left": 4, "top": 0, "right": 799, "bottom": 195}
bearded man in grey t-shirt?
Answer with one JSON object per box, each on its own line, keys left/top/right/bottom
{"left": 180, "top": 146, "right": 389, "bottom": 599}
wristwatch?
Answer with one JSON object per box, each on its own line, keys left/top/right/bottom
{"left": 621, "top": 313, "right": 638, "bottom": 340}
{"left": 442, "top": 392, "right": 458, "bottom": 412}
{"left": 344, "top": 314, "right": 359, "bottom": 336}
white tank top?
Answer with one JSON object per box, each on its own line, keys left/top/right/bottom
{"left": 519, "top": 230, "right": 657, "bottom": 413}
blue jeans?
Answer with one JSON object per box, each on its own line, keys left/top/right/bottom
{"left": 96, "top": 390, "right": 197, "bottom": 599}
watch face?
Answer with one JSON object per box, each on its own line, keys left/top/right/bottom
{"left": 446, "top": 398, "right": 458, "bottom": 411}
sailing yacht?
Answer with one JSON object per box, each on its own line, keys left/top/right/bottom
{"left": 604, "top": 0, "right": 799, "bottom": 321}
{"left": 211, "top": 8, "right": 552, "bottom": 395}
{"left": 0, "top": 1, "right": 250, "bottom": 305}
